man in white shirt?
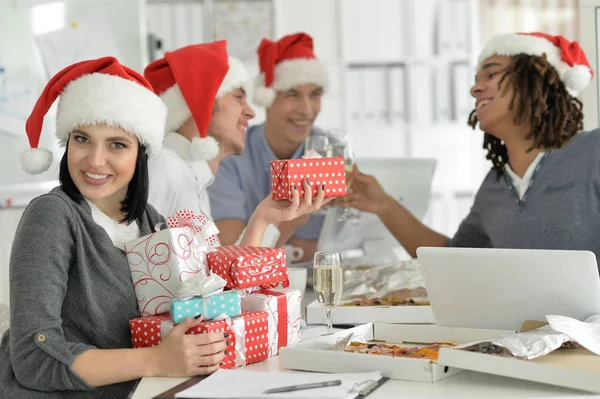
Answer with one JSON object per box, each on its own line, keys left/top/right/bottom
{"left": 144, "top": 40, "right": 255, "bottom": 219}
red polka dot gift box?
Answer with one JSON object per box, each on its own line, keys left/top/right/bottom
{"left": 207, "top": 246, "right": 290, "bottom": 290}
{"left": 129, "top": 310, "right": 270, "bottom": 368}
{"left": 270, "top": 157, "right": 347, "bottom": 200}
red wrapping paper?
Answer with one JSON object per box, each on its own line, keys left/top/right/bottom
{"left": 270, "top": 157, "right": 347, "bottom": 200}
{"left": 207, "top": 246, "right": 289, "bottom": 290}
{"left": 129, "top": 310, "right": 270, "bottom": 368}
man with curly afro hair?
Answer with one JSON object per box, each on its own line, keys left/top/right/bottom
{"left": 344, "top": 32, "right": 600, "bottom": 267}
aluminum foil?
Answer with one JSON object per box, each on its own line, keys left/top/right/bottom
{"left": 330, "top": 331, "right": 367, "bottom": 351}
{"left": 460, "top": 325, "right": 572, "bottom": 360}
{"left": 547, "top": 314, "right": 600, "bottom": 355}
{"left": 340, "top": 258, "right": 427, "bottom": 304}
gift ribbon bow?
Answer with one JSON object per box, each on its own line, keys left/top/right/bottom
{"left": 177, "top": 274, "right": 226, "bottom": 301}
{"left": 167, "top": 209, "right": 220, "bottom": 240}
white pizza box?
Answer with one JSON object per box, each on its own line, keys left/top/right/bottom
{"left": 280, "top": 322, "right": 512, "bottom": 382}
{"left": 438, "top": 320, "right": 600, "bottom": 393}
{"left": 306, "top": 300, "right": 435, "bottom": 325}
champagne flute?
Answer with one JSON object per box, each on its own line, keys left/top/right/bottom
{"left": 313, "top": 251, "right": 343, "bottom": 334}
{"left": 304, "top": 135, "right": 330, "bottom": 157}
{"left": 331, "top": 141, "right": 359, "bottom": 222}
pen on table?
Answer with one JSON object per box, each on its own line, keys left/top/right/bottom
{"left": 262, "top": 379, "right": 342, "bottom": 394}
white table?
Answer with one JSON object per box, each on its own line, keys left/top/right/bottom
{"left": 132, "top": 325, "right": 599, "bottom": 399}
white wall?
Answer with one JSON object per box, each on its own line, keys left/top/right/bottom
{"left": 0, "top": 0, "right": 60, "bottom": 186}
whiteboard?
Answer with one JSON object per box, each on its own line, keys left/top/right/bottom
{"left": 0, "top": 0, "right": 147, "bottom": 188}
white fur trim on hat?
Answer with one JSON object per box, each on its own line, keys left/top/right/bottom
{"left": 56, "top": 73, "right": 166, "bottom": 156}
{"left": 20, "top": 147, "right": 53, "bottom": 175}
{"left": 217, "top": 56, "right": 251, "bottom": 98}
{"left": 190, "top": 135, "right": 219, "bottom": 161}
{"left": 477, "top": 33, "right": 590, "bottom": 95}
{"left": 160, "top": 83, "right": 192, "bottom": 133}
{"left": 253, "top": 58, "right": 328, "bottom": 107}
{"left": 564, "top": 64, "right": 592, "bottom": 94}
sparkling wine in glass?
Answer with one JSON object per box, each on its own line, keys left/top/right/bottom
{"left": 331, "top": 142, "right": 359, "bottom": 222}
{"left": 313, "top": 251, "right": 343, "bottom": 334}
{"left": 304, "top": 135, "right": 330, "bottom": 157}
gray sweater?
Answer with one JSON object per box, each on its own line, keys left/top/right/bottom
{"left": 449, "top": 129, "right": 600, "bottom": 271}
{"left": 0, "top": 187, "right": 163, "bottom": 398}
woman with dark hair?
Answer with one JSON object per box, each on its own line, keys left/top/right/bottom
{"left": 344, "top": 32, "right": 600, "bottom": 264}
{"left": 0, "top": 57, "right": 328, "bottom": 398}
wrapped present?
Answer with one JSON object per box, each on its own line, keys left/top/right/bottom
{"left": 170, "top": 273, "right": 242, "bottom": 323}
{"left": 241, "top": 288, "right": 302, "bottom": 356}
{"left": 207, "top": 246, "right": 289, "bottom": 290}
{"left": 129, "top": 310, "right": 270, "bottom": 368}
{"left": 270, "top": 156, "right": 347, "bottom": 200}
{"left": 166, "top": 209, "right": 220, "bottom": 251}
{"left": 124, "top": 226, "right": 208, "bottom": 316}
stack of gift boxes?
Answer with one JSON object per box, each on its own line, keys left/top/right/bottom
{"left": 124, "top": 210, "right": 302, "bottom": 369}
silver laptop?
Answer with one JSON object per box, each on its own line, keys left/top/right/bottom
{"left": 317, "top": 158, "right": 436, "bottom": 258}
{"left": 416, "top": 247, "right": 600, "bottom": 331}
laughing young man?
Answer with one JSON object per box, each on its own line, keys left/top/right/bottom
{"left": 144, "top": 41, "right": 255, "bottom": 219}
{"left": 207, "top": 33, "right": 329, "bottom": 260}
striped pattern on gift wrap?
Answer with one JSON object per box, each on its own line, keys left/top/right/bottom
{"left": 170, "top": 290, "right": 242, "bottom": 323}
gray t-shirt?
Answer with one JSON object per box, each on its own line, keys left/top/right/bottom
{"left": 0, "top": 187, "right": 164, "bottom": 398}
{"left": 449, "top": 129, "right": 600, "bottom": 271}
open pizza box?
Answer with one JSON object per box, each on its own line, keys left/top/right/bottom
{"left": 306, "top": 259, "right": 435, "bottom": 325}
{"left": 279, "top": 323, "right": 512, "bottom": 382}
{"left": 437, "top": 320, "right": 600, "bottom": 393}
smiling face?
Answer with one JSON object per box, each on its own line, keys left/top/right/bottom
{"left": 208, "top": 88, "right": 256, "bottom": 156}
{"left": 266, "top": 84, "right": 323, "bottom": 147}
{"left": 67, "top": 124, "right": 139, "bottom": 213}
{"left": 470, "top": 55, "right": 517, "bottom": 138}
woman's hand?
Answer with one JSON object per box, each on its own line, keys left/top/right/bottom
{"left": 255, "top": 178, "right": 332, "bottom": 225}
{"left": 150, "top": 316, "right": 227, "bottom": 377}
{"left": 346, "top": 165, "right": 395, "bottom": 216}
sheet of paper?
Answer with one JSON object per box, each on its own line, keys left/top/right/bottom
{"left": 175, "top": 369, "right": 383, "bottom": 399}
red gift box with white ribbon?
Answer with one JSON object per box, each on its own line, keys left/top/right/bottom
{"left": 241, "top": 288, "right": 302, "bottom": 356}
{"left": 129, "top": 310, "right": 270, "bottom": 368}
{"left": 207, "top": 246, "right": 289, "bottom": 290}
{"left": 270, "top": 157, "right": 347, "bottom": 200}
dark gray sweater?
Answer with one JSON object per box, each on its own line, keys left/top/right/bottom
{"left": 0, "top": 187, "right": 163, "bottom": 398}
{"left": 449, "top": 129, "right": 600, "bottom": 272}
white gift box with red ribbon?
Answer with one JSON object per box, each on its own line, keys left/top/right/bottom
{"left": 241, "top": 288, "right": 302, "bottom": 356}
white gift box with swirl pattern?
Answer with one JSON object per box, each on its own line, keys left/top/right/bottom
{"left": 124, "top": 227, "right": 208, "bottom": 316}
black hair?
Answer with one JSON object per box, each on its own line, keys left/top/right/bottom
{"left": 468, "top": 53, "right": 583, "bottom": 175}
{"left": 59, "top": 140, "right": 149, "bottom": 225}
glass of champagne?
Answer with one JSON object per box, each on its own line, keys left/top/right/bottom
{"left": 304, "top": 135, "right": 330, "bottom": 157}
{"left": 331, "top": 141, "right": 359, "bottom": 222}
{"left": 313, "top": 251, "right": 343, "bottom": 334}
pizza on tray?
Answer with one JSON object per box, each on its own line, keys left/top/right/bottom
{"left": 343, "top": 341, "right": 459, "bottom": 361}
{"left": 342, "top": 287, "right": 430, "bottom": 307}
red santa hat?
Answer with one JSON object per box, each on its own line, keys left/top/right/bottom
{"left": 253, "top": 32, "right": 329, "bottom": 107}
{"left": 22, "top": 56, "right": 167, "bottom": 175}
{"left": 144, "top": 41, "right": 250, "bottom": 161}
{"left": 478, "top": 32, "right": 594, "bottom": 96}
